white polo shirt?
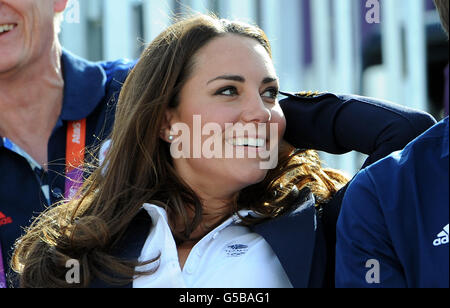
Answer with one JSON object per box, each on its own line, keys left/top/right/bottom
{"left": 133, "top": 203, "right": 293, "bottom": 288}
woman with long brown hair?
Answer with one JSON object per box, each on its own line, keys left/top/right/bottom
{"left": 11, "top": 14, "right": 435, "bottom": 288}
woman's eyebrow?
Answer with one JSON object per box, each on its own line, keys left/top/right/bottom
{"left": 262, "top": 77, "right": 278, "bottom": 84}
{"left": 207, "top": 75, "right": 279, "bottom": 85}
{"left": 207, "top": 75, "right": 245, "bottom": 84}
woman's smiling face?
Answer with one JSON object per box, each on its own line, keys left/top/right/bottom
{"left": 166, "top": 34, "right": 286, "bottom": 199}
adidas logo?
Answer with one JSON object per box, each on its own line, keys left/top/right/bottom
{"left": 433, "top": 224, "right": 449, "bottom": 247}
{"left": 0, "top": 211, "right": 13, "bottom": 227}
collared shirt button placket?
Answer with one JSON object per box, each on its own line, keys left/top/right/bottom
{"left": 185, "top": 264, "right": 195, "bottom": 275}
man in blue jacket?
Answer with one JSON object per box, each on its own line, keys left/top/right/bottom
{"left": 0, "top": 0, "right": 134, "bottom": 286}
{"left": 335, "top": 0, "right": 449, "bottom": 288}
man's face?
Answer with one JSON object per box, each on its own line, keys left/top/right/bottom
{"left": 0, "top": 0, "right": 66, "bottom": 75}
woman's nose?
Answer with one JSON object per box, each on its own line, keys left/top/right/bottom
{"left": 240, "top": 93, "right": 272, "bottom": 124}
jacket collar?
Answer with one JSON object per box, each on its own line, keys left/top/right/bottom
{"left": 91, "top": 189, "right": 319, "bottom": 288}
{"left": 59, "top": 49, "right": 107, "bottom": 121}
{"left": 251, "top": 189, "right": 318, "bottom": 288}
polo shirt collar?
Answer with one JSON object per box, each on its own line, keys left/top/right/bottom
{"left": 59, "top": 49, "right": 107, "bottom": 121}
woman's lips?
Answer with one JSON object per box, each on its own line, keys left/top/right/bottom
{"left": 226, "top": 137, "right": 267, "bottom": 148}
{"left": 0, "top": 23, "right": 17, "bottom": 37}
{"left": 0, "top": 23, "right": 15, "bottom": 31}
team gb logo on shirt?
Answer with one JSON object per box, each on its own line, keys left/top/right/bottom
{"left": 225, "top": 244, "right": 249, "bottom": 257}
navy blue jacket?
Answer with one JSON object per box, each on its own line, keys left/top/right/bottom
{"left": 336, "top": 117, "right": 448, "bottom": 288}
{"left": 90, "top": 92, "right": 436, "bottom": 288}
{"left": 0, "top": 50, "right": 135, "bottom": 282}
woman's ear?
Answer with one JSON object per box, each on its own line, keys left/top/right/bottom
{"left": 160, "top": 109, "right": 175, "bottom": 143}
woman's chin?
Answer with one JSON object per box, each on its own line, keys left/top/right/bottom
{"left": 230, "top": 166, "right": 269, "bottom": 189}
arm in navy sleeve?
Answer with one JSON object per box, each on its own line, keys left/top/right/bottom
{"left": 335, "top": 169, "right": 407, "bottom": 288}
{"left": 279, "top": 92, "right": 436, "bottom": 169}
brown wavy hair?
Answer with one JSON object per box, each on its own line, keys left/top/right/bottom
{"left": 11, "top": 14, "right": 349, "bottom": 288}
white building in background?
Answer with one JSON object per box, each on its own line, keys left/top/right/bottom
{"left": 59, "top": 0, "right": 447, "bottom": 176}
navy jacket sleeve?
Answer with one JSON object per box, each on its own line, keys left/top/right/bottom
{"left": 279, "top": 92, "right": 436, "bottom": 169}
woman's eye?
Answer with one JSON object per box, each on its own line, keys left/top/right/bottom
{"left": 261, "top": 88, "right": 279, "bottom": 100}
{"left": 215, "top": 87, "right": 238, "bottom": 96}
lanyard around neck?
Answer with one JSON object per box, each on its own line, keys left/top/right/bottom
{"left": 0, "top": 120, "right": 87, "bottom": 288}
{"left": 65, "top": 119, "right": 86, "bottom": 200}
